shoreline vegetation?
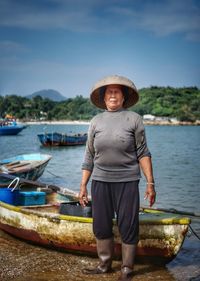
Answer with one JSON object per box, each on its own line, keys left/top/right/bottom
{"left": 1, "top": 87, "right": 200, "bottom": 124}
{"left": 24, "top": 119, "right": 200, "bottom": 126}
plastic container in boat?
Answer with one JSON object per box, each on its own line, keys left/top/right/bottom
{"left": 0, "top": 177, "right": 20, "bottom": 205}
{"left": 59, "top": 201, "right": 92, "bottom": 217}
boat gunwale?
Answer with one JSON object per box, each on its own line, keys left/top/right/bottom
{"left": 0, "top": 153, "right": 52, "bottom": 164}
{"left": 0, "top": 201, "right": 191, "bottom": 225}
{"left": 0, "top": 154, "right": 52, "bottom": 178}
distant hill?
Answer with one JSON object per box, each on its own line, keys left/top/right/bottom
{"left": 26, "top": 89, "right": 66, "bottom": 101}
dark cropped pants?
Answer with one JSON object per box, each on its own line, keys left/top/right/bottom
{"left": 91, "top": 180, "right": 139, "bottom": 245}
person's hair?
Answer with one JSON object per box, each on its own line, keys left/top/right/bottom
{"left": 99, "top": 86, "right": 106, "bottom": 105}
{"left": 122, "top": 86, "right": 129, "bottom": 105}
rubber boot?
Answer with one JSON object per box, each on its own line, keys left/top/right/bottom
{"left": 82, "top": 237, "right": 114, "bottom": 275}
{"left": 118, "top": 243, "right": 137, "bottom": 281}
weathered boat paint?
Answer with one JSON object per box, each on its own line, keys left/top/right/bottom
{"left": 0, "top": 153, "right": 52, "bottom": 181}
{"left": 0, "top": 201, "right": 190, "bottom": 264}
{"left": 37, "top": 132, "right": 87, "bottom": 147}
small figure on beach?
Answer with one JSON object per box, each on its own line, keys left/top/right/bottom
{"left": 79, "top": 74, "right": 156, "bottom": 280}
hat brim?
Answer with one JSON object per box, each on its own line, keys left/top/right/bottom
{"left": 90, "top": 75, "right": 139, "bottom": 109}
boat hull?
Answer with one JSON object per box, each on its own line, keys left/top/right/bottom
{"left": 0, "top": 153, "right": 52, "bottom": 181}
{"left": 0, "top": 202, "right": 190, "bottom": 264}
{"left": 37, "top": 132, "right": 87, "bottom": 146}
{"left": 0, "top": 125, "right": 26, "bottom": 135}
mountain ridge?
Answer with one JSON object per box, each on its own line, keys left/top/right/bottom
{"left": 0, "top": 89, "right": 66, "bottom": 101}
{"left": 26, "top": 89, "right": 66, "bottom": 101}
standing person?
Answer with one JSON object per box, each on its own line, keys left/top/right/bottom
{"left": 79, "top": 75, "right": 156, "bottom": 281}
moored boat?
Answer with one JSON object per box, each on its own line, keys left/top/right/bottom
{"left": 0, "top": 176, "right": 191, "bottom": 265}
{"left": 37, "top": 132, "right": 87, "bottom": 146}
{"left": 0, "top": 153, "right": 52, "bottom": 181}
{"left": 0, "top": 119, "right": 27, "bottom": 136}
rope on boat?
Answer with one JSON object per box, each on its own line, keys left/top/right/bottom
{"left": 189, "top": 225, "right": 200, "bottom": 241}
{"left": 46, "top": 170, "right": 65, "bottom": 179}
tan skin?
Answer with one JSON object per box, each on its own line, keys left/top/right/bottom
{"left": 79, "top": 85, "right": 156, "bottom": 207}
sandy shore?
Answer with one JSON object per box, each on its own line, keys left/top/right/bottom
{"left": 23, "top": 120, "right": 199, "bottom": 126}
{"left": 24, "top": 120, "right": 90, "bottom": 125}
{"left": 0, "top": 230, "right": 175, "bottom": 281}
{"left": 1, "top": 229, "right": 199, "bottom": 281}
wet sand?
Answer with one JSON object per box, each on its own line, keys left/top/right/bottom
{"left": 0, "top": 230, "right": 176, "bottom": 281}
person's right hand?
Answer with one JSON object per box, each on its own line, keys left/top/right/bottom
{"left": 79, "top": 185, "right": 88, "bottom": 207}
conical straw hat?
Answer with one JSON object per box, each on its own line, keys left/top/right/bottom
{"left": 90, "top": 75, "right": 139, "bottom": 109}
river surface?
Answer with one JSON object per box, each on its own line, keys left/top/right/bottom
{"left": 0, "top": 124, "right": 200, "bottom": 281}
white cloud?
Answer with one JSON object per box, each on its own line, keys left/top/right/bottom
{"left": 0, "top": 41, "right": 29, "bottom": 56}
{"left": 0, "top": 0, "right": 99, "bottom": 32}
{"left": 137, "top": 0, "right": 200, "bottom": 40}
{"left": 0, "top": 0, "right": 199, "bottom": 40}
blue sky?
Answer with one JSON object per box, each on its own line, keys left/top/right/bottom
{"left": 0, "top": 0, "right": 199, "bottom": 98}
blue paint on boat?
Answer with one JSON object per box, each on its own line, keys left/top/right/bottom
{"left": 37, "top": 132, "right": 87, "bottom": 146}
{"left": 0, "top": 153, "right": 52, "bottom": 180}
{"left": 0, "top": 120, "right": 27, "bottom": 136}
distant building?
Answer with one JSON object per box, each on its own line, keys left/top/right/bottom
{"left": 155, "top": 116, "right": 169, "bottom": 122}
{"left": 143, "top": 115, "right": 180, "bottom": 124}
{"left": 170, "top": 117, "right": 178, "bottom": 123}
{"left": 143, "top": 114, "right": 155, "bottom": 121}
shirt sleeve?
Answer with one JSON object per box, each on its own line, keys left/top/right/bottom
{"left": 82, "top": 121, "right": 95, "bottom": 171}
{"left": 135, "top": 116, "right": 151, "bottom": 159}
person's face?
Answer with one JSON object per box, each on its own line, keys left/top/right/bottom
{"left": 104, "top": 85, "right": 124, "bottom": 111}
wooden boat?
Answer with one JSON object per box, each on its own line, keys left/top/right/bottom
{"left": 0, "top": 153, "right": 52, "bottom": 181}
{"left": 0, "top": 175, "right": 191, "bottom": 265}
{"left": 37, "top": 132, "right": 87, "bottom": 147}
{"left": 0, "top": 119, "right": 27, "bottom": 135}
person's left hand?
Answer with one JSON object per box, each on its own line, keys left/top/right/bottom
{"left": 144, "top": 184, "right": 156, "bottom": 207}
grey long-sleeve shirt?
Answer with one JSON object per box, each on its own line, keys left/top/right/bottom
{"left": 82, "top": 109, "right": 151, "bottom": 182}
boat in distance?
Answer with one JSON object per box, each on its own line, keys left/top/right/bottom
{"left": 37, "top": 132, "right": 88, "bottom": 147}
{"left": 0, "top": 153, "right": 52, "bottom": 181}
{"left": 0, "top": 176, "right": 191, "bottom": 265}
{"left": 0, "top": 119, "right": 27, "bottom": 135}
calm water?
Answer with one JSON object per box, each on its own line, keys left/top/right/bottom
{"left": 0, "top": 124, "right": 200, "bottom": 280}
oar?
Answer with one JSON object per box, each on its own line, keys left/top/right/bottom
{"left": 140, "top": 206, "right": 200, "bottom": 217}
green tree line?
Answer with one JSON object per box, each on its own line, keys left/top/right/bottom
{"left": 0, "top": 86, "right": 199, "bottom": 122}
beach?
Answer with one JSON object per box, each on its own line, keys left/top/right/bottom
{"left": 23, "top": 119, "right": 200, "bottom": 126}
{"left": 0, "top": 229, "right": 177, "bottom": 281}
{"left": 1, "top": 228, "right": 200, "bottom": 281}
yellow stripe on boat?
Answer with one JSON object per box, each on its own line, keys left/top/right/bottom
{"left": 0, "top": 201, "right": 190, "bottom": 225}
